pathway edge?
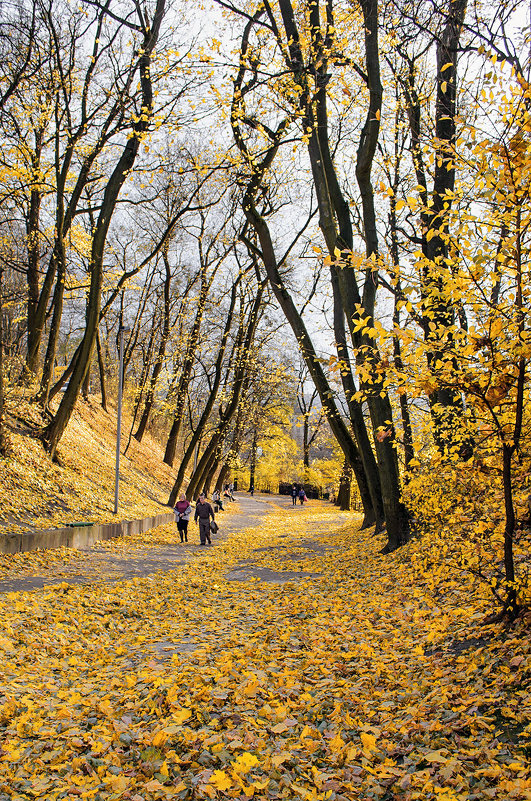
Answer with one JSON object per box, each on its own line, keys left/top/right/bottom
{"left": 0, "top": 511, "right": 174, "bottom": 555}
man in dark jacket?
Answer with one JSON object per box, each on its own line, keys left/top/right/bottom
{"left": 194, "top": 493, "right": 215, "bottom": 545}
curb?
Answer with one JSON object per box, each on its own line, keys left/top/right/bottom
{"left": 0, "top": 511, "right": 174, "bottom": 555}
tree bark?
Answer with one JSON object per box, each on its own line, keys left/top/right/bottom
{"left": 168, "top": 280, "right": 239, "bottom": 506}
{"left": 96, "top": 329, "right": 107, "bottom": 411}
{"left": 337, "top": 460, "right": 352, "bottom": 511}
{"left": 42, "top": 0, "right": 167, "bottom": 458}
{"left": 186, "top": 284, "right": 263, "bottom": 501}
{"left": 163, "top": 269, "right": 210, "bottom": 465}
{"left": 0, "top": 267, "right": 10, "bottom": 456}
{"left": 134, "top": 252, "right": 171, "bottom": 442}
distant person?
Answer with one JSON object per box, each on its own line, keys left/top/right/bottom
{"left": 174, "top": 494, "right": 192, "bottom": 543}
{"left": 212, "top": 488, "right": 224, "bottom": 511}
{"left": 298, "top": 487, "right": 307, "bottom": 505}
{"left": 194, "top": 493, "right": 215, "bottom": 545}
{"left": 223, "top": 484, "right": 232, "bottom": 502}
{"left": 228, "top": 482, "right": 235, "bottom": 500}
{"left": 291, "top": 484, "right": 298, "bottom": 505}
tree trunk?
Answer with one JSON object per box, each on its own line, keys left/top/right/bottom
{"left": 248, "top": 429, "right": 257, "bottom": 491}
{"left": 303, "top": 416, "right": 309, "bottom": 468}
{"left": 0, "top": 268, "right": 9, "bottom": 456}
{"left": 337, "top": 460, "right": 352, "bottom": 511}
{"left": 215, "top": 462, "right": 230, "bottom": 493}
{"left": 37, "top": 246, "right": 66, "bottom": 406}
{"left": 186, "top": 429, "right": 223, "bottom": 502}
{"left": 24, "top": 128, "right": 44, "bottom": 377}
{"left": 203, "top": 446, "right": 222, "bottom": 496}
{"left": 134, "top": 257, "right": 171, "bottom": 442}
{"left": 400, "top": 0, "right": 468, "bottom": 450}
{"left": 330, "top": 263, "right": 384, "bottom": 529}
{"left": 163, "top": 275, "right": 209, "bottom": 465}
{"left": 243, "top": 201, "right": 376, "bottom": 527}
{"left": 96, "top": 329, "right": 107, "bottom": 411}
{"left": 42, "top": 0, "right": 167, "bottom": 458}
{"left": 81, "top": 359, "right": 91, "bottom": 400}
{"left": 168, "top": 280, "right": 239, "bottom": 506}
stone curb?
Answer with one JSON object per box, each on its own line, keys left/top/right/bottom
{"left": 0, "top": 511, "right": 174, "bottom": 555}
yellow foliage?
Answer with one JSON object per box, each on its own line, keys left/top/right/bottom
{"left": 0, "top": 503, "right": 528, "bottom": 800}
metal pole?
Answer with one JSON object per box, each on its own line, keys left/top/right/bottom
{"left": 113, "top": 326, "right": 125, "bottom": 515}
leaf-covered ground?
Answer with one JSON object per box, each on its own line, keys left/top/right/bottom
{"left": 0, "top": 393, "right": 175, "bottom": 535}
{"left": 0, "top": 502, "right": 530, "bottom": 801}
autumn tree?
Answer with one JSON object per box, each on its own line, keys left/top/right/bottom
{"left": 39, "top": 0, "right": 169, "bottom": 458}
{"left": 226, "top": 0, "right": 412, "bottom": 547}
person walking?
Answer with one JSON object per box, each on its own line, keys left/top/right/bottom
{"left": 194, "top": 493, "right": 215, "bottom": 545}
{"left": 298, "top": 487, "right": 306, "bottom": 505}
{"left": 174, "top": 493, "right": 192, "bottom": 542}
{"left": 291, "top": 484, "right": 298, "bottom": 505}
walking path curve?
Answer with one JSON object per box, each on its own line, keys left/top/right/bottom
{"left": 0, "top": 492, "right": 302, "bottom": 594}
{"left": 0, "top": 495, "right": 528, "bottom": 801}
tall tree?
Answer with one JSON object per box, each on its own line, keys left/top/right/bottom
{"left": 229, "top": 0, "right": 411, "bottom": 545}
{"left": 42, "top": 0, "right": 168, "bottom": 458}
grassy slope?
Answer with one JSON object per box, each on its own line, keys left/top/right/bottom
{"left": 0, "top": 390, "right": 176, "bottom": 534}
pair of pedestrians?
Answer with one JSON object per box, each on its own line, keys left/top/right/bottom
{"left": 173, "top": 493, "right": 217, "bottom": 545}
{"left": 291, "top": 484, "right": 307, "bottom": 505}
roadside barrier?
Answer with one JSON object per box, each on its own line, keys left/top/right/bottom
{"left": 0, "top": 511, "right": 174, "bottom": 554}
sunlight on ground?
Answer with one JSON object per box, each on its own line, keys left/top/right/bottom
{"left": 0, "top": 504, "right": 529, "bottom": 800}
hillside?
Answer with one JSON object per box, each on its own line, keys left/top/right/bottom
{"left": 0, "top": 389, "right": 176, "bottom": 535}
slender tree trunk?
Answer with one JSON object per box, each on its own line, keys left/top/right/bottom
{"left": 330, "top": 263, "right": 384, "bottom": 529}
{"left": 502, "top": 443, "right": 518, "bottom": 618}
{"left": 249, "top": 429, "right": 257, "bottom": 491}
{"left": 215, "top": 462, "right": 230, "bottom": 493}
{"left": 128, "top": 324, "right": 156, "bottom": 440}
{"left": 337, "top": 460, "right": 352, "bottom": 511}
{"left": 168, "top": 281, "right": 239, "bottom": 506}
{"left": 24, "top": 131, "right": 44, "bottom": 378}
{"left": 42, "top": 0, "right": 167, "bottom": 458}
{"left": 81, "top": 359, "right": 91, "bottom": 400}
{"left": 164, "top": 279, "right": 209, "bottom": 466}
{"left": 96, "top": 330, "right": 107, "bottom": 411}
{"left": 501, "top": 214, "right": 525, "bottom": 620}
{"left": 37, "top": 247, "right": 66, "bottom": 406}
{"left": 134, "top": 252, "right": 171, "bottom": 442}
{"left": 303, "top": 416, "right": 310, "bottom": 468}
{"left": 0, "top": 267, "right": 9, "bottom": 456}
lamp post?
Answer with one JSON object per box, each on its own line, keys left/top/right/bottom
{"left": 114, "top": 325, "right": 128, "bottom": 515}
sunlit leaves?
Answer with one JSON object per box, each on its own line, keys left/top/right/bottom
{"left": 0, "top": 503, "right": 529, "bottom": 799}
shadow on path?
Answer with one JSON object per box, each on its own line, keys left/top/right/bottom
{"left": 0, "top": 492, "right": 287, "bottom": 594}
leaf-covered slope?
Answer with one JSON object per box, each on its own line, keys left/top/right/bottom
{"left": 0, "top": 392, "right": 175, "bottom": 534}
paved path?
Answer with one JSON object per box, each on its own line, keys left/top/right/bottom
{"left": 0, "top": 492, "right": 289, "bottom": 594}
